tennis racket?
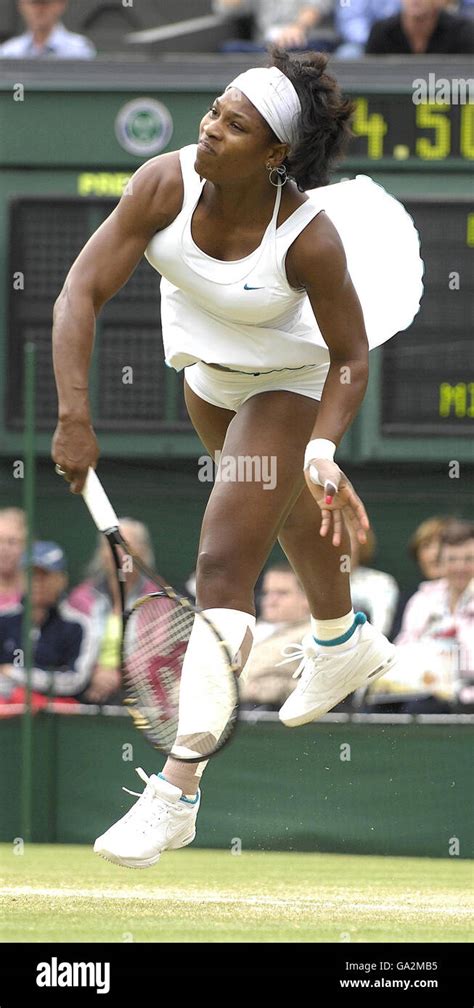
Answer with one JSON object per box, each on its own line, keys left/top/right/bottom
{"left": 77, "top": 467, "right": 240, "bottom": 761}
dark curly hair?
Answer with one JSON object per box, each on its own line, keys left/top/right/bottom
{"left": 268, "top": 48, "right": 356, "bottom": 191}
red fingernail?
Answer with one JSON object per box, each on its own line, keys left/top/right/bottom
{"left": 325, "top": 495, "right": 333, "bottom": 504}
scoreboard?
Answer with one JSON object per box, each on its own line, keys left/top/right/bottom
{"left": 381, "top": 199, "right": 472, "bottom": 438}
{"left": 350, "top": 95, "right": 474, "bottom": 166}
{"left": 0, "top": 55, "right": 472, "bottom": 464}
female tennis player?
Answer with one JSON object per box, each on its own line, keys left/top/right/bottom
{"left": 52, "top": 50, "right": 423, "bottom": 868}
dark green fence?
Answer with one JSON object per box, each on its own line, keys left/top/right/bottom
{"left": 1, "top": 457, "right": 473, "bottom": 599}
{"left": 1, "top": 711, "right": 472, "bottom": 858}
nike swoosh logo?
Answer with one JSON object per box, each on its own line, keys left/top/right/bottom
{"left": 244, "top": 284, "right": 264, "bottom": 290}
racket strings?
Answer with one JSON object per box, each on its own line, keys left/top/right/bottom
{"left": 122, "top": 594, "right": 237, "bottom": 759}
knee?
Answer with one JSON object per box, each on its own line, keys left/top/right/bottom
{"left": 195, "top": 548, "right": 255, "bottom": 609}
{"left": 196, "top": 548, "right": 233, "bottom": 587}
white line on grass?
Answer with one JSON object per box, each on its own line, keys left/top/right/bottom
{"left": 0, "top": 886, "right": 471, "bottom": 915}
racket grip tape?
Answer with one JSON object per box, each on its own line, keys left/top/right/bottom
{"left": 82, "top": 467, "right": 120, "bottom": 532}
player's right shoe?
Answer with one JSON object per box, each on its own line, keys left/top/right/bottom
{"left": 93, "top": 768, "right": 200, "bottom": 869}
{"left": 278, "top": 614, "right": 397, "bottom": 727}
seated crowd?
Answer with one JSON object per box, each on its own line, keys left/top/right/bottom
{"left": 1, "top": 0, "right": 473, "bottom": 58}
{"left": 213, "top": 0, "right": 474, "bottom": 55}
{"left": 0, "top": 505, "right": 472, "bottom": 716}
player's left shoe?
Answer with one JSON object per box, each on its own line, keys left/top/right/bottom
{"left": 93, "top": 768, "right": 200, "bottom": 868}
{"left": 278, "top": 613, "right": 396, "bottom": 727}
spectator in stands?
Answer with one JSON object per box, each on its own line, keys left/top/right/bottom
{"left": 334, "top": 0, "right": 401, "bottom": 59}
{"left": 390, "top": 515, "right": 451, "bottom": 639}
{"left": 366, "top": 0, "right": 474, "bottom": 53}
{"left": 349, "top": 526, "right": 399, "bottom": 637}
{"left": 68, "top": 518, "right": 156, "bottom": 704}
{"left": 409, "top": 516, "right": 448, "bottom": 581}
{"left": 0, "top": 508, "right": 26, "bottom": 612}
{"left": 0, "top": 0, "right": 96, "bottom": 59}
{"left": 0, "top": 541, "right": 97, "bottom": 709}
{"left": 372, "top": 519, "right": 474, "bottom": 714}
{"left": 396, "top": 519, "right": 474, "bottom": 661}
{"left": 213, "top": 0, "right": 334, "bottom": 50}
{"left": 239, "top": 560, "right": 311, "bottom": 707}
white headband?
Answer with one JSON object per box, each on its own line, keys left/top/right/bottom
{"left": 225, "top": 67, "right": 302, "bottom": 150}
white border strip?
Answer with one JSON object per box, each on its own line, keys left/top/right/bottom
{"left": 1, "top": 704, "right": 473, "bottom": 725}
{"left": 0, "top": 886, "right": 470, "bottom": 915}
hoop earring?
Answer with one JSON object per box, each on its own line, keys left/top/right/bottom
{"left": 266, "top": 163, "right": 289, "bottom": 187}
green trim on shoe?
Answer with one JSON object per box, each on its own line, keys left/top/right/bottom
{"left": 313, "top": 611, "right": 367, "bottom": 647}
{"left": 157, "top": 773, "right": 200, "bottom": 805}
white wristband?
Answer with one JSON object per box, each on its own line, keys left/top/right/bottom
{"left": 304, "top": 438, "right": 336, "bottom": 470}
{"left": 304, "top": 438, "right": 336, "bottom": 487}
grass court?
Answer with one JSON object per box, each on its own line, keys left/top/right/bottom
{"left": 1, "top": 844, "right": 471, "bottom": 943}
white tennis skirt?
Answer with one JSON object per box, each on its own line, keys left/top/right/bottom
{"left": 184, "top": 360, "right": 330, "bottom": 412}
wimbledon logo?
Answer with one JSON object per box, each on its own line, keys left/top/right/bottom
{"left": 115, "top": 98, "right": 173, "bottom": 156}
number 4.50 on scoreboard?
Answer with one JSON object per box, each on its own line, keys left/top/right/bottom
{"left": 351, "top": 98, "right": 474, "bottom": 165}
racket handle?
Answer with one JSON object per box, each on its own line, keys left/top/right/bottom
{"left": 82, "top": 467, "right": 119, "bottom": 532}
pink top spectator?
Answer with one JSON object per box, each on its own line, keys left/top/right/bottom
{"left": 0, "top": 588, "right": 22, "bottom": 613}
{"left": 395, "top": 577, "right": 474, "bottom": 675}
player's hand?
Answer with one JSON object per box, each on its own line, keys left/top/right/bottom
{"left": 51, "top": 417, "right": 99, "bottom": 494}
{"left": 304, "top": 459, "right": 370, "bottom": 548}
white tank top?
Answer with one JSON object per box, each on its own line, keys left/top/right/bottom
{"left": 145, "top": 144, "right": 330, "bottom": 372}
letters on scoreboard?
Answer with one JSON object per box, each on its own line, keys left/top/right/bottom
{"left": 381, "top": 199, "right": 472, "bottom": 437}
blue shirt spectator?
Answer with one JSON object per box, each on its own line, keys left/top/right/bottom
{"left": 0, "top": 597, "right": 96, "bottom": 697}
{"left": 334, "top": 0, "right": 401, "bottom": 57}
{"left": 0, "top": 541, "right": 97, "bottom": 700}
{"left": 0, "top": 1, "right": 96, "bottom": 59}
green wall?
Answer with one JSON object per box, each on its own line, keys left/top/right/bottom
{"left": 0, "top": 457, "right": 472, "bottom": 593}
{"left": 1, "top": 713, "right": 472, "bottom": 859}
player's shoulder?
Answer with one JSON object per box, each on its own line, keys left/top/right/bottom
{"left": 284, "top": 180, "right": 345, "bottom": 256}
{"left": 127, "top": 149, "right": 183, "bottom": 206}
{"left": 110, "top": 150, "right": 184, "bottom": 233}
{"left": 286, "top": 204, "right": 346, "bottom": 291}
{"left": 299, "top": 206, "right": 344, "bottom": 252}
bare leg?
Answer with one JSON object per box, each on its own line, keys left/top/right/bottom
{"left": 183, "top": 382, "right": 352, "bottom": 619}
{"left": 163, "top": 382, "right": 319, "bottom": 792}
{"left": 278, "top": 485, "right": 352, "bottom": 620}
{"left": 194, "top": 389, "right": 318, "bottom": 611}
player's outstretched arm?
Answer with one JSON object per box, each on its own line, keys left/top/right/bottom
{"left": 51, "top": 152, "right": 183, "bottom": 493}
{"left": 286, "top": 212, "right": 370, "bottom": 546}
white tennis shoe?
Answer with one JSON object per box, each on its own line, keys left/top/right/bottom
{"left": 93, "top": 768, "right": 200, "bottom": 868}
{"left": 278, "top": 615, "right": 396, "bottom": 727}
